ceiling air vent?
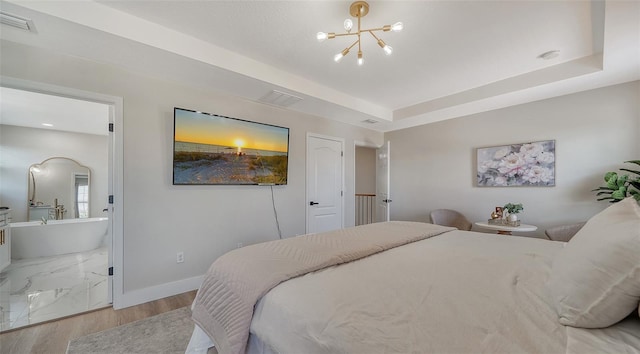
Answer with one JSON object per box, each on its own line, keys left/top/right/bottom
{"left": 361, "top": 119, "right": 378, "bottom": 124}
{"left": 258, "top": 90, "right": 303, "bottom": 108}
{"left": 0, "top": 12, "right": 36, "bottom": 32}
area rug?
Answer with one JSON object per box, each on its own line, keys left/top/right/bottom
{"left": 67, "top": 306, "right": 196, "bottom": 354}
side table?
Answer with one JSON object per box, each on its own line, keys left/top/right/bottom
{"left": 474, "top": 221, "right": 537, "bottom": 235}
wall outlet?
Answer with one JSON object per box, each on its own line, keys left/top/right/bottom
{"left": 236, "top": 243, "right": 243, "bottom": 249}
{"left": 176, "top": 251, "right": 184, "bottom": 263}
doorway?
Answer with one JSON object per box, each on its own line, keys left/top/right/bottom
{"left": 354, "top": 141, "right": 391, "bottom": 225}
{"left": 354, "top": 145, "right": 376, "bottom": 225}
{"left": 0, "top": 79, "right": 122, "bottom": 331}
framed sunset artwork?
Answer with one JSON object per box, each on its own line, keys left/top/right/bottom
{"left": 173, "top": 108, "right": 290, "bottom": 185}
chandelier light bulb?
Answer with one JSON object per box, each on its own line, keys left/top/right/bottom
{"left": 391, "top": 22, "right": 404, "bottom": 32}
{"left": 357, "top": 51, "right": 364, "bottom": 66}
{"left": 377, "top": 39, "right": 393, "bottom": 55}
{"left": 335, "top": 47, "right": 350, "bottom": 62}
{"left": 344, "top": 19, "right": 353, "bottom": 32}
{"left": 317, "top": 32, "right": 328, "bottom": 42}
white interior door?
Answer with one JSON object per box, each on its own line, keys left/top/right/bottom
{"left": 306, "top": 134, "right": 344, "bottom": 234}
{"left": 376, "top": 141, "right": 391, "bottom": 222}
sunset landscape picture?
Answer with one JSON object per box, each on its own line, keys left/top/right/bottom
{"left": 173, "top": 108, "right": 289, "bottom": 185}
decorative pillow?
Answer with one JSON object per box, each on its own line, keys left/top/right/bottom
{"left": 547, "top": 197, "right": 640, "bottom": 328}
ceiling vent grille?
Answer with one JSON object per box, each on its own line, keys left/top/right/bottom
{"left": 0, "top": 12, "right": 36, "bottom": 32}
{"left": 361, "top": 119, "right": 378, "bottom": 124}
{"left": 258, "top": 90, "right": 302, "bottom": 108}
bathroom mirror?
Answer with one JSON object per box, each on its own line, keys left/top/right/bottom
{"left": 28, "top": 157, "right": 91, "bottom": 221}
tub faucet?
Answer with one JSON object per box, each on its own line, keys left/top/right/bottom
{"left": 41, "top": 217, "right": 48, "bottom": 225}
{"left": 54, "top": 204, "right": 65, "bottom": 220}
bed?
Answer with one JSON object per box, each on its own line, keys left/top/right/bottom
{"left": 187, "top": 197, "right": 640, "bottom": 354}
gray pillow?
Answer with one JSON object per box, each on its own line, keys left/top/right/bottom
{"left": 547, "top": 197, "right": 640, "bottom": 328}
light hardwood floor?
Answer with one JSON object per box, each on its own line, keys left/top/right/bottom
{"left": 0, "top": 290, "right": 197, "bottom": 354}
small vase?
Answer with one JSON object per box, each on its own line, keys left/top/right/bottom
{"left": 508, "top": 213, "right": 518, "bottom": 222}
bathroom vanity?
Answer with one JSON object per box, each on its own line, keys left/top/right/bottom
{"left": 0, "top": 208, "right": 11, "bottom": 272}
{"left": 28, "top": 206, "right": 55, "bottom": 221}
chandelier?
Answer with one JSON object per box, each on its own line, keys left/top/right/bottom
{"left": 317, "top": 1, "right": 403, "bottom": 65}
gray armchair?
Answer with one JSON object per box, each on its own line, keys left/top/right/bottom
{"left": 544, "top": 222, "right": 587, "bottom": 242}
{"left": 429, "top": 209, "right": 472, "bottom": 231}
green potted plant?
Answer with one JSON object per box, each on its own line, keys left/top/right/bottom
{"left": 503, "top": 203, "right": 523, "bottom": 222}
{"left": 593, "top": 160, "right": 640, "bottom": 203}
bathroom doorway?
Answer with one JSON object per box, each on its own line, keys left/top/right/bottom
{"left": 0, "top": 81, "right": 120, "bottom": 331}
{"left": 354, "top": 143, "right": 377, "bottom": 226}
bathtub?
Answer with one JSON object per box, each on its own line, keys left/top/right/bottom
{"left": 10, "top": 217, "right": 108, "bottom": 259}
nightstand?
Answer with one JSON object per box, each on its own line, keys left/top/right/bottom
{"left": 474, "top": 221, "right": 537, "bottom": 235}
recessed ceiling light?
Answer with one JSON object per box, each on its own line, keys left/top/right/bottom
{"left": 42, "top": 123, "right": 53, "bottom": 127}
{"left": 538, "top": 50, "right": 560, "bottom": 60}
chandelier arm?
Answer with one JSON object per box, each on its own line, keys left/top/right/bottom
{"left": 368, "top": 30, "right": 382, "bottom": 41}
{"left": 332, "top": 32, "right": 360, "bottom": 38}
{"left": 360, "top": 26, "right": 389, "bottom": 33}
{"left": 327, "top": 27, "right": 384, "bottom": 39}
{"left": 357, "top": 9, "right": 362, "bottom": 52}
{"left": 347, "top": 39, "right": 359, "bottom": 52}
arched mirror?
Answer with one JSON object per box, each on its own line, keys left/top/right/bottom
{"left": 28, "top": 157, "right": 91, "bottom": 221}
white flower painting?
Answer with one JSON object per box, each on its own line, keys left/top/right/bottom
{"left": 477, "top": 140, "right": 555, "bottom": 187}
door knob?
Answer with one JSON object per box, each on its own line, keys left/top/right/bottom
{"left": 383, "top": 199, "right": 392, "bottom": 203}
{"left": 309, "top": 201, "right": 319, "bottom": 206}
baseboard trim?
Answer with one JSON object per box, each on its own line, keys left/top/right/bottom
{"left": 116, "top": 275, "right": 204, "bottom": 309}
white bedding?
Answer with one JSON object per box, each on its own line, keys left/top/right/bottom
{"left": 247, "top": 230, "right": 640, "bottom": 353}
{"left": 566, "top": 316, "right": 640, "bottom": 354}
{"left": 191, "top": 221, "right": 453, "bottom": 354}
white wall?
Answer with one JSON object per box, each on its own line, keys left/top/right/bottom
{"left": 0, "top": 40, "right": 383, "bottom": 303}
{"left": 386, "top": 81, "right": 640, "bottom": 238}
{"left": 0, "top": 125, "right": 108, "bottom": 222}
{"left": 355, "top": 146, "right": 376, "bottom": 195}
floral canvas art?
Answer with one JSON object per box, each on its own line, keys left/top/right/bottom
{"left": 477, "top": 140, "right": 555, "bottom": 187}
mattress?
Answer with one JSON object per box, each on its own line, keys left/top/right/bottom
{"left": 247, "top": 230, "right": 640, "bottom": 353}
{"left": 191, "top": 221, "right": 454, "bottom": 354}
{"left": 188, "top": 226, "right": 640, "bottom": 354}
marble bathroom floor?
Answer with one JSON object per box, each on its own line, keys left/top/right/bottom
{"left": 0, "top": 246, "right": 109, "bottom": 332}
